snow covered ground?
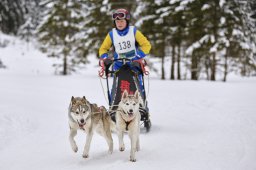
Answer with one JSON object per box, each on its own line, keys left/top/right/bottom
{"left": 0, "top": 36, "right": 256, "bottom": 170}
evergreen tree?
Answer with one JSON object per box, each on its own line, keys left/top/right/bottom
{"left": 161, "top": 0, "right": 188, "bottom": 80}
{"left": 37, "top": 0, "right": 89, "bottom": 75}
{"left": 184, "top": 0, "right": 255, "bottom": 81}
{"left": 18, "top": 0, "right": 42, "bottom": 43}
{"left": 209, "top": 0, "right": 256, "bottom": 80}
{"left": 238, "top": 0, "right": 256, "bottom": 76}
{"left": 0, "top": 0, "right": 25, "bottom": 34}
{"left": 136, "top": 0, "right": 169, "bottom": 80}
{"left": 81, "top": 0, "right": 110, "bottom": 56}
{"left": 182, "top": 0, "right": 204, "bottom": 80}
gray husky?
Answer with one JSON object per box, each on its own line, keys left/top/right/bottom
{"left": 115, "top": 90, "right": 141, "bottom": 162}
{"left": 68, "top": 96, "right": 113, "bottom": 158}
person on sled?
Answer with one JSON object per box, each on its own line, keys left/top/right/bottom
{"left": 98, "top": 8, "right": 151, "bottom": 124}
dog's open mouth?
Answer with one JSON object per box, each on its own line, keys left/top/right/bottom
{"left": 127, "top": 112, "right": 134, "bottom": 117}
{"left": 77, "top": 121, "right": 86, "bottom": 128}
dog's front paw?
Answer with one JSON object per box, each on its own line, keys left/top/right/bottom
{"left": 71, "top": 144, "right": 78, "bottom": 153}
{"left": 73, "top": 147, "right": 78, "bottom": 153}
{"left": 119, "top": 146, "right": 125, "bottom": 152}
{"left": 82, "top": 154, "right": 89, "bottom": 158}
{"left": 130, "top": 157, "right": 136, "bottom": 162}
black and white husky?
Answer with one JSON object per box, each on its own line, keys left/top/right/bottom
{"left": 115, "top": 90, "right": 141, "bottom": 162}
{"left": 68, "top": 96, "right": 114, "bottom": 158}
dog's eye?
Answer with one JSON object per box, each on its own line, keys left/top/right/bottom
{"left": 133, "top": 103, "right": 136, "bottom": 106}
{"left": 76, "top": 111, "right": 79, "bottom": 114}
{"left": 126, "top": 103, "right": 129, "bottom": 105}
{"left": 83, "top": 111, "right": 86, "bottom": 113}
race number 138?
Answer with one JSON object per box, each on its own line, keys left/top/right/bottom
{"left": 118, "top": 41, "right": 131, "bottom": 50}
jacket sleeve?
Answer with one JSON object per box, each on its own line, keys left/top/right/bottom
{"left": 99, "top": 33, "right": 112, "bottom": 59}
{"left": 135, "top": 30, "right": 151, "bottom": 58}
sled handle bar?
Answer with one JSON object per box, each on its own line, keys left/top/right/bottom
{"left": 105, "top": 58, "right": 147, "bottom": 75}
{"left": 113, "top": 58, "right": 132, "bottom": 64}
{"left": 105, "top": 58, "right": 132, "bottom": 73}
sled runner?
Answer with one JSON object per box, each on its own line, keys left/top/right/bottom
{"left": 102, "top": 58, "right": 151, "bottom": 132}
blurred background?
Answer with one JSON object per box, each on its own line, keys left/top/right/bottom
{"left": 0, "top": 0, "right": 255, "bottom": 81}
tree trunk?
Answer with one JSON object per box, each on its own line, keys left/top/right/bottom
{"left": 177, "top": 44, "right": 181, "bottom": 80}
{"left": 223, "top": 51, "right": 228, "bottom": 82}
{"left": 211, "top": 2, "right": 218, "bottom": 81}
{"left": 191, "top": 53, "right": 198, "bottom": 80}
{"left": 63, "top": 53, "right": 67, "bottom": 75}
{"left": 205, "top": 56, "right": 210, "bottom": 80}
{"left": 170, "top": 45, "right": 175, "bottom": 80}
{"left": 160, "top": 42, "right": 165, "bottom": 80}
{"left": 210, "top": 53, "right": 216, "bottom": 81}
{"left": 161, "top": 55, "right": 165, "bottom": 80}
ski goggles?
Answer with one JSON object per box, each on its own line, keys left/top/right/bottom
{"left": 112, "top": 12, "right": 126, "bottom": 20}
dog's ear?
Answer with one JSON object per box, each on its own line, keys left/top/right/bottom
{"left": 71, "top": 96, "right": 76, "bottom": 104}
{"left": 82, "top": 96, "right": 87, "bottom": 104}
{"left": 122, "top": 90, "right": 129, "bottom": 100}
{"left": 134, "top": 90, "right": 139, "bottom": 100}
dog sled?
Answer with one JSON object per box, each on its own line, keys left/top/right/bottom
{"left": 99, "top": 58, "right": 151, "bottom": 132}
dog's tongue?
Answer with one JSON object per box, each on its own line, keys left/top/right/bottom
{"left": 128, "top": 112, "right": 133, "bottom": 117}
{"left": 79, "top": 123, "right": 86, "bottom": 128}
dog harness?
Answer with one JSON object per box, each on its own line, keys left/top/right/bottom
{"left": 119, "top": 113, "right": 133, "bottom": 131}
{"left": 125, "top": 120, "right": 132, "bottom": 131}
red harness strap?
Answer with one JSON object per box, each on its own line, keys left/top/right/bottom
{"left": 133, "top": 59, "right": 149, "bottom": 75}
{"left": 98, "top": 59, "right": 106, "bottom": 77}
